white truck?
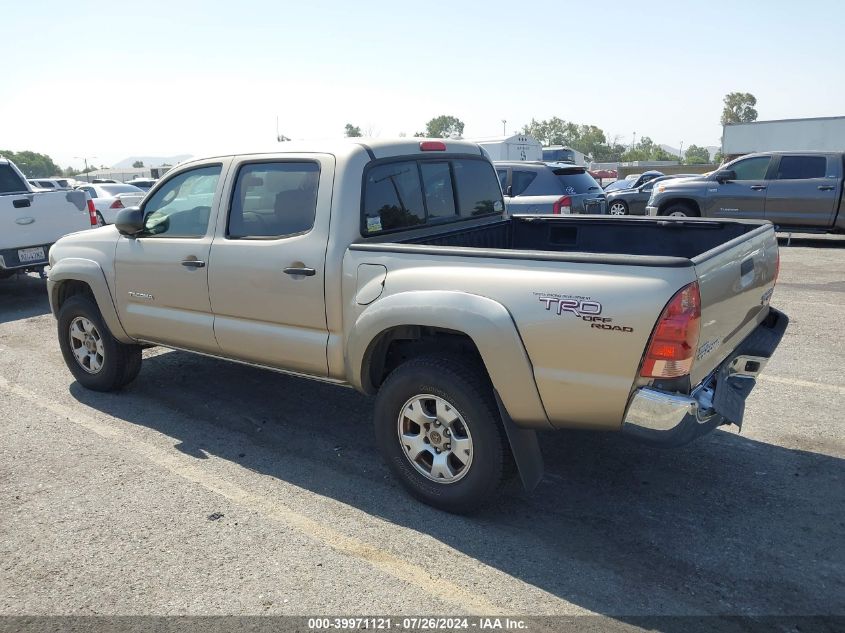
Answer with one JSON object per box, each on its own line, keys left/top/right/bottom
{"left": 0, "top": 157, "right": 95, "bottom": 279}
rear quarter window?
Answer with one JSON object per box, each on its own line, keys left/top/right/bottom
{"left": 363, "top": 157, "right": 503, "bottom": 234}
{"left": 0, "top": 165, "right": 27, "bottom": 194}
{"left": 554, "top": 168, "right": 602, "bottom": 195}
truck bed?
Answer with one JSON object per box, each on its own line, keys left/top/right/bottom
{"left": 399, "top": 215, "right": 763, "bottom": 264}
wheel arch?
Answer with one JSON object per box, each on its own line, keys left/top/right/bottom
{"left": 658, "top": 197, "right": 701, "bottom": 216}
{"left": 48, "top": 258, "right": 133, "bottom": 343}
{"left": 347, "top": 290, "right": 550, "bottom": 429}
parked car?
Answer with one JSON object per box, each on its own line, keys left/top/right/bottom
{"left": 125, "top": 178, "right": 158, "bottom": 191}
{"left": 646, "top": 152, "right": 845, "bottom": 233}
{"left": 606, "top": 174, "right": 698, "bottom": 215}
{"left": 541, "top": 146, "right": 577, "bottom": 164}
{"left": 91, "top": 178, "right": 118, "bottom": 184}
{"left": 604, "top": 170, "right": 665, "bottom": 193}
{"left": 496, "top": 161, "right": 607, "bottom": 214}
{"left": 47, "top": 138, "right": 787, "bottom": 513}
{"left": 75, "top": 183, "right": 146, "bottom": 225}
{"left": 1, "top": 157, "right": 95, "bottom": 279}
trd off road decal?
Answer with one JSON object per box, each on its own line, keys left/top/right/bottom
{"left": 536, "top": 293, "right": 634, "bottom": 333}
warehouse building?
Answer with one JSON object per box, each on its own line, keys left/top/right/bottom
{"left": 722, "top": 115, "right": 845, "bottom": 159}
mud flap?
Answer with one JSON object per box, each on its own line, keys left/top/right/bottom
{"left": 495, "top": 392, "right": 544, "bottom": 492}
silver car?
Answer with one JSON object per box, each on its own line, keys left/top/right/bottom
{"left": 495, "top": 161, "right": 606, "bottom": 214}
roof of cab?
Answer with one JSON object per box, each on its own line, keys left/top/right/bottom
{"left": 176, "top": 138, "right": 485, "bottom": 167}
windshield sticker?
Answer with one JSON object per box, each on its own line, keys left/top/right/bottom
{"left": 366, "top": 216, "right": 383, "bottom": 233}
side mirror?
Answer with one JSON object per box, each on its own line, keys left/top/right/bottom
{"left": 115, "top": 206, "right": 145, "bottom": 236}
{"left": 505, "top": 185, "right": 513, "bottom": 197}
{"left": 714, "top": 169, "right": 736, "bottom": 183}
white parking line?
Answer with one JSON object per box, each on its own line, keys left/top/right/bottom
{"left": 758, "top": 374, "right": 845, "bottom": 395}
{"left": 0, "top": 374, "right": 511, "bottom": 615}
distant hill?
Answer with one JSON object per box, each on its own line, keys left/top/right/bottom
{"left": 113, "top": 155, "right": 192, "bottom": 168}
{"left": 660, "top": 144, "right": 720, "bottom": 161}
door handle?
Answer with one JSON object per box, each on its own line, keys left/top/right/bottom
{"left": 181, "top": 259, "right": 206, "bottom": 268}
{"left": 13, "top": 198, "right": 31, "bottom": 208}
{"left": 818, "top": 185, "right": 835, "bottom": 191}
{"left": 284, "top": 266, "right": 316, "bottom": 277}
{"left": 750, "top": 185, "right": 767, "bottom": 191}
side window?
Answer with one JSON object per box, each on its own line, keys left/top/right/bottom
{"left": 0, "top": 165, "right": 26, "bottom": 194}
{"left": 420, "top": 162, "right": 456, "bottom": 220}
{"left": 496, "top": 169, "right": 509, "bottom": 192}
{"left": 228, "top": 162, "right": 319, "bottom": 239}
{"left": 81, "top": 186, "right": 97, "bottom": 198}
{"left": 363, "top": 161, "right": 425, "bottom": 233}
{"left": 452, "top": 159, "right": 505, "bottom": 217}
{"left": 142, "top": 165, "right": 221, "bottom": 238}
{"left": 776, "top": 156, "right": 827, "bottom": 180}
{"left": 511, "top": 170, "right": 537, "bottom": 196}
{"left": 729, "top": 156, "right": 771, "bottom": 181}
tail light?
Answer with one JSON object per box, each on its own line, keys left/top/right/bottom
{"left": 87, "top": 199, "right": 98, "bottom": 226}
{"left": 552, "top": 195, "right": 572, "bottom": 214}
{"left": 109, "top": 199, "right": 124, "bottom": 209}
{"left": 640, "top": 281, "right": 701, "bottom": 379}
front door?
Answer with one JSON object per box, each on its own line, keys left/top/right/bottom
{"left": 765, "top": 154, "right": 840, "bottom": 229}
{"left": 708, "top": 155, "right": 771, "bottom": 220}
{"left": 207, "top": 155, "right": 333, "bottom": 376}
{"left": 114, "top": 162, "right": 226, "bottom": 353}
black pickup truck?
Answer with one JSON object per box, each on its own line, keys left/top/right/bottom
{"left": 646, "top": 152, "right": 845, "bottom": 233}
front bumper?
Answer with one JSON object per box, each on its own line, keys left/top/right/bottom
{"left": 621, "top": 308, "right": 788, "bottom": 447}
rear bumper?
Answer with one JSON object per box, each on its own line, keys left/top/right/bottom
{"left": 621, "top": 308, "right": 788, "bottom": 447}
{"left": 645, "top": 205, "right": 659, "bottom": 216}
{"left": 0, "top": 243, "right": 53, "bottom": 270}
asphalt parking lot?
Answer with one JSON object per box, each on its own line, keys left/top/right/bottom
{"left": 0, "top": 234, "right": 843, "bottom": 625}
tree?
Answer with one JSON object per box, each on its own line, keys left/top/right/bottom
{"left": 721, "top": 92, "right": 758, "bottom": 126}
{"left": 132, "top": 160, "right": 144, "bottom": 168}
{"left": 422, "top": 115, "right": 464, "bottom": 138}
{"left": 713, "top": 150, "right": 725, "bottom": 166}
{"left": 683, "top": 144, "right": 711, "bottom": 165}
{"left": 620, "top": 136, "right": 675, "bottom": 162}
{"left": 344, "top": 123, "right": 362, "bottom": 137}
{"left": 0, "top": 150, "right": 61, "bottom": 178}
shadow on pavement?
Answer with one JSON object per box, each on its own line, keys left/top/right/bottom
{"left": 69, "top": 349, "right": 845, "bottom": 623}
{"left": 0, "top": 273, "right": 51, "bottom": 324}
{"left": 777, "top": 233, "right": 845, "bottom": 248}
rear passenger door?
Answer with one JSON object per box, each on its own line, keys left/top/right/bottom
{"left": 764, "top": 155, "right": 840, "bottom": 228}
{"left": 207, "top": 155, "right": 334, "bottom": 376}
{"left": 711, "top": 155, "right": 771, "bottom": 220}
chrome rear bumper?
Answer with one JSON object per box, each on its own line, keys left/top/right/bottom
{"left": 622, "top": 309, "right": 788, "bottom": 447}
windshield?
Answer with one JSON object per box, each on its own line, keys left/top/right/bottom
{"left": 604, "top": 178, "right": 636, "bottom": 192}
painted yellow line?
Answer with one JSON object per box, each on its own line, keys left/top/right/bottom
{"left": 758, "top": 374, "right": 845, "bottom": 396}
{"left": 0, "top": 375, "right": 508, "bottom": 615}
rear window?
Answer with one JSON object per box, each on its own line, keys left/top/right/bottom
{"left": 0, "top": 165, "right": 27, "bottom": 194}
{"left": 363, "top": 158, "right": 503, "bottom": 234}
{"left": 553, "top": 167, "right": 602, "bottom": 195}
{"left": 101, "top": 184, "right": 144, "bottom": 195}
{"left": 776, "top": 156, "right": 827, "bottom": 180}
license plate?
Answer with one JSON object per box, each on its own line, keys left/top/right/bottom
{"left": 18, "top": 246, "right": 45, "bottom": 263}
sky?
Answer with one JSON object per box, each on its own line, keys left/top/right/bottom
{"left": 2, "top": 0, "right": 843, "bottom": 169}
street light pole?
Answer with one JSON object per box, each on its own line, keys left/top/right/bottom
{"left": 502, "top": 120, "right": 507, "bottom": 135}
{"left": 679, "top": 141, "right": 684, "bottom": 163}
{"left": 73, "top": 156, "right": 97, "bottom": 182}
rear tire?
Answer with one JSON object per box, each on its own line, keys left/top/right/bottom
{"left": 608, "top": 200, "right": 628, "bottom": 215}
{"left": 57, "top": 295, "right": 142, "bottom": 391}
{"left": 374, "top": 355, "right": 510, "bottom": 513}
{"left": 661, "top": 202, "right": 699, "bottom": 217}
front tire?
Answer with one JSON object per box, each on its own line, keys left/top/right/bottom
{"left": 374, "top": 355, "right": 510, "bottom": 513}
{"left": 661, "top": 202, "right": 699, "bottom": 217}
{"left": 57, "top": 295, "right": 142, "bottom": 391}
{"left": 608, "top": 200, "right": 628, "bottom": 215}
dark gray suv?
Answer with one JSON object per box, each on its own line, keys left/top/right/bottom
{"left": 495, "top": 161, "right": 607, "bottom": 215}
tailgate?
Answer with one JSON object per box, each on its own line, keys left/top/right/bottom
{"left": 0, "top": 190, "right": 91, "bottom": 253}
{"left": 689, "top": 224, "right": 779, "bottom": 386}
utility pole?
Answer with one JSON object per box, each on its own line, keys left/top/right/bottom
{"left": 679, "top": 141, "right": 684, "bottom": 163}
{"left": 631, "top": 132, "right": 636, "bottom": 151}
{"left": 276, "top": 116, "right": 290, "bottom": 142}
{"left": 502, "top": 119, "right": 507, "bottom": 135}
{"left": 73, "top": 156, "right": 97, "bottom": 182}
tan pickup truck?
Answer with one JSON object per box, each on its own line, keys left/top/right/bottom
{"left": 47, "top": 139, "right": 788, "bottom": 513}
